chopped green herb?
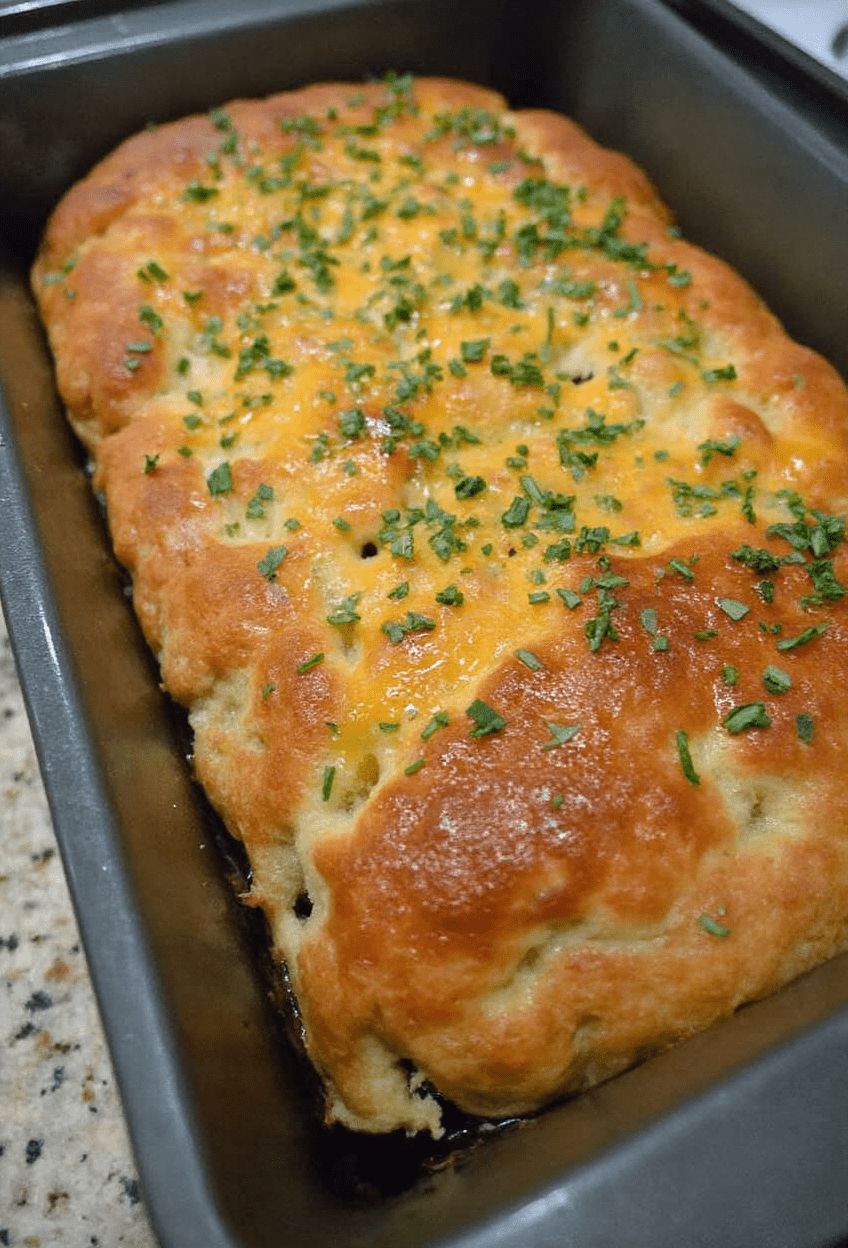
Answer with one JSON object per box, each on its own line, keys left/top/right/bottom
{"left": 206, "top": 462, "right": 233, "bottom": 495}
{"left": 698, "top": 435, "right": 740, "bottom": 464}
{"left": 668, "top": 558, "right": 695, "bottom": 581}
{"left": 557, "top": 588, "right": 582, "bottom": 609}
{"left": 528, "top": 590, "right": 550, "bottom": 604}
{"left": 387, "top": 581, "right": 410, "bottom": 601}
{"left": 640, "top": 607, "right": 658, "bottom": 635}
{"left": 138, "top": 304, "right": 163, "bottom": 335}
{"left": 338, "top": 406, "right": 366, "bottom": 439}
{"left": 404, "top": 758, "right": 425, "bottom": 775}
{"left": 675, "top": 730, "right": 700, "bottom": 785}
{"left": 699, "top": 914, "right": 731, "bottom": 938}
{"left": 321, "top": 765, "right": 335, "bottom": 801}
{"left": 796, "top": 712, "right": 814, "bottom": 744}
{"left": 515, "top": 648, "right": 543, "bottom": 671}
{"left": 246, "top": 482, "right": 274, "bottom": 519}
{"left": 776, "top": 622, "right": 828, "bottom": 651}
{"left": 454, "top": 475, "right": 486, "bottom": 499}
{"left": 143, "top": 453, "right": 159, "bottom": 474}
{"left": 435, "top": 585, "right": 464, "bottom": 606}
{"left": 297, "top": 653, "right": 324, "bottom": 675}
{"left": 382, "top": 611, "right": 436, "bottom": 644}
{"left": 137, "top": 260, "right": 169, "bottom": 283}
{"left": 182, "top": 182, "right": 219, "bottom": 202}
{"left": 763, "top": 664, "right": 791, "bottom": 694}
{"left": 460, "top": 337, "right": 490, "bottom": 363}
{"left": 716, "top": 598, "right": 749, "bottom": 621}
{"left": 502, "top": 496, "right": 530, "bottom": 528}
{"left": 702, "top": 364, "right": 738, "bottom": 383}
{"left": 466, "top": 699, "right": 506, "bottom": 738}
{"left": 421, "top": 711, "right": 449, "bottom": 740}
{"left": 257, "top": 546, "right": 287, "bottom": 581}
{"left": 541, "top": 721, "right": 581, "bottom": 750}
{"left": 722, "top": 665, "right": 739, "bottom": 686}
{"left": 723, "top": 702, "right": 771, "bottom": 734}
{"left": 731, "top": 545, "right": 782, "bottom": 574}
{"left": 327, "top": 594, "right": 361, "bottom": 626}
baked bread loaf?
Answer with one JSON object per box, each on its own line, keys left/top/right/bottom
{"left": 32, "top": 76, "right": 848, "bottom": 1136}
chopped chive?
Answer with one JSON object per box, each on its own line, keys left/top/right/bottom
{"left": 722, "top": 664, "right": 739, "bottom": 687}
{"left": 699, "top": 914, "right": 731, "bottom": 938}
{"left": 256, "top": 546, "right": 287, "bottom": 581}
{"left": 762, "top": 664, "right": 791, "bottom": 694}
{"left": 675, "top": 730, "right": 700, "bottom": 785}
{"left": 541, "top": 722, "right": 581, "bottom": 751}
{"left": 421, "top": 711, "right": 449, "bottom": 740}
{"left": 668, "top": 558, "right": 695, "bottom": 581}
{"left": 776, "top": 622, "right": 828, "bottom": 651}
{"left": 795, "top": 712, "right": 814, "bottom": 744}
{"left": 502, "top": 496, "right": 530, "bottom": 528}
{"left": 321, "top": 765, "right": 335, "bottom": 801}
{"left": 557, "top": 588, "right": 582, "bottom": 609}
{"left": 206, "top": 462, "right": 233, "bottom": 496}
{"left": 404, "top": 758, "right": 425, "bottom": 775}
{"left": 466, "top": 699, "right": 506, "bottom": 738}
{"left": 138, "top": 260, "right": 169, "bottom": 283}
{"left": 297, "top": 652, "right": 324, "bottom": 675}
{"left": 528, "top": 590, "right": 550, "bottom": 604}
{"left": 435, "top": 585, "right": 464, "bottom": 606}
{"left": 515, "top": 648, "right": 543, "bottom": 671}
{"left": 722, "top": 702, "right": 771, "bottom": 734}
{"left": 716, "top": 598, "right": 749, "bottom": 621}
{"left": 454, "top": 475, "right": 487, "bottom": 499}
{"left": 327, "top": 593, "right": 361, "bottom": 625}
{"left": 639, "top": 607, "right": 658, "bottom": 635}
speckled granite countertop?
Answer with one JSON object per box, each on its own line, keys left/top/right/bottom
{"left": 0, "top": 604, "right": 157, "bottom": 1247}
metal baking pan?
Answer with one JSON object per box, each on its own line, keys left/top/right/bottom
{"left": 1, "top": 1, "right": 848, "bottom": 1244}
{"left": 666, "top": 0, "right": 848, "bottom": 110}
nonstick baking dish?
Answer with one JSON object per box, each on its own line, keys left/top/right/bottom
{"left": 1, "top": 2, "right": 848, "bottom": 1246}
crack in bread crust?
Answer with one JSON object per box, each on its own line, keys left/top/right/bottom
{"left": 32, "top": 76, "right": 848, "bottom": 1135}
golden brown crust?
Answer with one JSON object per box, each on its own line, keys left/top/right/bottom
{"left": 33, "top": 76, "right": 848, "bottom": 1134}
